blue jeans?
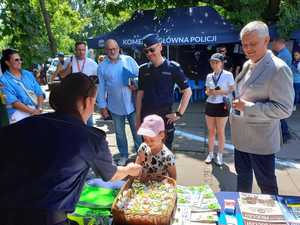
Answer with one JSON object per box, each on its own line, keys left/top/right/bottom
{"left": 111, "top": 111, "right": 142, "bottom": 158}
{"left": 234, "top": 149, "right": 278, "bottom": 195}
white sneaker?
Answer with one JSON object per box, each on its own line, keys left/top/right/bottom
{"left": 117, "top": 157, "right": 128, "bottom": 166}
{"left": 205, "top": 153, "right": 214, "bottom": 164}
{"left": 293, "top": 105, "right": 297, "bottom": 111}
{"left": 215, "top": 153, "right": 223, "bottom": 166}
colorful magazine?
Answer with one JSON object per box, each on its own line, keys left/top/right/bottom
{"left": 173, "top": 185, "right": 220, "bottom": 225}
{"left": 238, "top": 193, "right": 286, "bottom": 225}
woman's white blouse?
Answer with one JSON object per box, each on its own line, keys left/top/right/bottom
{"left": 205, "top": 70, "right": 235, "bottom": 104}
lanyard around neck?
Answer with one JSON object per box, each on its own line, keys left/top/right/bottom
{"left": 212, "top": 70, "right": 223, "bottom": 87}
{"left": 76, "top": 58, "right": 86, "bottom": 72}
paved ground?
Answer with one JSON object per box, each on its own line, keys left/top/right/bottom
{"left": 42, "top": 86, "right": 300, "bottom": 196}
{"left": 93, "top": 102, "right": 300, "bottom": 196}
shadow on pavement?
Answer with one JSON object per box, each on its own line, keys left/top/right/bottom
{"left": 211, "top": 162, "right": 237, "bottom": 191}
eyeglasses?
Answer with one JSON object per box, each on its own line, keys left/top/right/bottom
{"left": 14, "top": 58, "right": 22, "bottom": 62}
{"left": 143, "top": 46, "right": 157, "bottom": 54}
{"left": 106, "top": 48, "right": 118, "bottom": 52}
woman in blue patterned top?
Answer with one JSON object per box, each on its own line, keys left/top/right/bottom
{"left": 0, "top": 48, "right": 44, "bottom": 123}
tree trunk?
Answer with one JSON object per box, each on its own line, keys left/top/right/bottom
{"left": 38, "top": 0, "right": 57, "bottom": 56}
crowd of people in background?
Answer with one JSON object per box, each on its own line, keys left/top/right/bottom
{"left": 0, "top": 20, "right": 297, "bottom": 225}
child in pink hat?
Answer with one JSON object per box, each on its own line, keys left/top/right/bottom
{"left": 136, "top": 114, "right": 176, "bottom": 180}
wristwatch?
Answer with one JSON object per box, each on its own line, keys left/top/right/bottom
{"left": 175, "top": 111, "right": 183, "bottom": 118}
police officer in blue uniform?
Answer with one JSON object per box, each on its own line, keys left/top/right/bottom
{"left": 0, "top": 73, "right": 142, "bottom": 225}
{"left": 136, "top": 34, "right": 192, "bottom": 150}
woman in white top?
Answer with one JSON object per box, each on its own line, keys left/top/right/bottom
{"left": 204, "top": 53, "right": 234, "bottom": 165}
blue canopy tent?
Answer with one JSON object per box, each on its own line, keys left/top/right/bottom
{"left": 157, "top": 7, "right": 239, "bottom": 46}
{"left": 87, "top": 10, "right": 160, "bottom": 49}
{"left": 87, "top": 6, "right": 239, "bottom": 49}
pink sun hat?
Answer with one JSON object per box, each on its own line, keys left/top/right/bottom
{"left": 137, "top": 114, "right": 165, "bottom": 137}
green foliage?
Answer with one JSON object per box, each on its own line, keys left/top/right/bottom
{"left": 0, "top": 36, "right": 12, "bottom": 52}
{"left": 49, "top": 1, "right": 89, "bottom": 54}
{"left": 0, "top": 0, "right": 299, "bottom": 67}
{"left": 277, "top": 1, "right": 300, "bottom": 39}
{"left": 216, "top": 0, "right": 266, "bottom": 29}
{"left": 77, "top": 0, "right": 131, "bottom": 38}
{"left": 0, "top": 0, "right": 88, "bottom": 67}
{"left": 0, "top": 0, "right": 46, "bottom": 67}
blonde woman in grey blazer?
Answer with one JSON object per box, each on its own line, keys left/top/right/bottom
{"left": 231, "top": 21, "right": 294, "bottom": 195}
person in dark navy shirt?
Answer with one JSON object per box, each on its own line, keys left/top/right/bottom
{"left": 0, "top": 73, "right": 142, "bottom": 225}
{"left": 136, "top": 34, "right": 192, "bottom": 149}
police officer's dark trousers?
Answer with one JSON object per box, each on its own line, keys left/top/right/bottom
{"left": 234, "top": 148, "right": 278, "bottom": 195}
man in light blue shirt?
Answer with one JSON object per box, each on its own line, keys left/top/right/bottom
{"left": 97, "top": 39, "right": 142, "bottom": 166}
{"left": 272, "top": 38, "right": 293, "bottom": 143}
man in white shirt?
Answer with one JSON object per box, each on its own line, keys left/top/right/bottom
{"left": 62, "top": 41, "right": 98, "bottom": 126}
{"left": 62, "top": 41, "right": 98, "bottom": 78}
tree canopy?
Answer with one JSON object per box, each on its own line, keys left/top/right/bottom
{"left": 95, "top": 0, "right": 300, "bottom": 36}
{"left": 0, "top": 0, "right": 299, "bottom": 67}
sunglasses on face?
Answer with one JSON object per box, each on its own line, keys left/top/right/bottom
{"left": 144, "top": 46, "right": 157, "bottom": 54}
{"left": 14, "top": 58, "right": 22, "bottom": 63}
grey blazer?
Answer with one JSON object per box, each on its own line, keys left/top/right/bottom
{"left": 230, "top": 50, "right": 294, "bottom": 155}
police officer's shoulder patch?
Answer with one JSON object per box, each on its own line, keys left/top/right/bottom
{"left": 139, "top": 62, "right": 152, "bottom": 77}
{"left": 139, "top": 62, "right": 149, "bottom": 69}
{"left": 169, "top": 60, "right": 184, "bottom": 74}
{"left": 139, "top": 62, "right": 153, "bottom": 70}
{"left": 169, "top": 60, "right": 181, "bottom": 67}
